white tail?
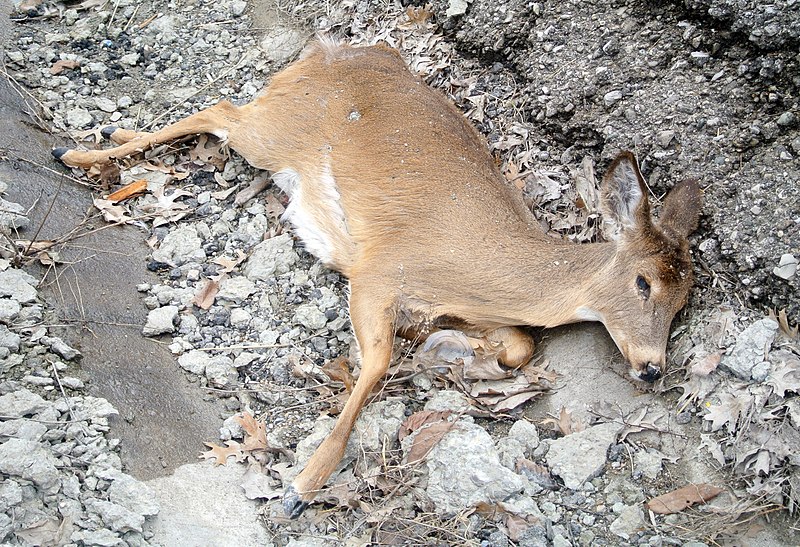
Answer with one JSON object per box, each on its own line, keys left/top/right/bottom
{"left": 54, "top": 39, "right": 703, "bottom": 517}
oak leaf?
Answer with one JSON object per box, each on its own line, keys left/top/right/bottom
{"left": 199, "top": 440, "right": 244, "bottom": 466}
{"left": 646, "top": 483, "right": 723, "bottom": 514}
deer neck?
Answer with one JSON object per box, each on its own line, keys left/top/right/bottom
{"left": 511, "top": 235, "right": 617, "bottom": 329}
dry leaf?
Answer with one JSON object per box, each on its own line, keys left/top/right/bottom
{"left": 106, "top": 179, "right": 148, "bottom": 202}
{"left": 704, "top": 391, "right": 753, "bottom": 433}
{"left": 767, "top": 351, "right": 800, "bottom": 397}
{"left": 234, "top": 174, "right": 271, "bottom": 206}
{"left": 50, "top": 59, "right": 80, "bottom": 75}
{"left": 190, "top": 134, "right": 228, "bottom": 169}
{"left": 321, "top": 356, "right": 354, "bottom": 392}
{"left": 690, "top": 351, "right": 722, "bottom": 376}
{"left": 265, "top": 193, "right": 286, "bottom": 218}
{"left": 407, "top": 421, "right": 457, "bottom": 463}
{"left": 199, "top": 440, "right": 244, "bottom": 466}
{"left": 93, "top": 198, "right": 133, "bottom": 224}
{"left": 236, "top": 411, "right": 269, "bottom": 452}
{"left": 398, "top": 410, "right": 453, "bottom": 442}
{"left": 646, "top": 483, "right": 723, "bottom": 514}
{"left": 211, "top": 185, "right": 238, "bottom": 200}
{"left": 463, "top": 353, "right": 510, "bottom": 380}
{"left": 192, "top": 278, "right": 220, "bottom": 310}
{"left": 541, "top": 407, "right": 586, "bottom": 436}
{"left": 240, "top": 465, "right": 282, "bottom": 500}
{"left": 213, "top": 250, "right": 247, "bottom": 274}
{"left": 769, "top": 308, "right": 798, "bottom": 339}
{"left": 516, "top": 458, "right": 558, "bottom": 490}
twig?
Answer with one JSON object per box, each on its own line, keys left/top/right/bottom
{"left": 50, "top": 360, "right": 77, "bottom": 423}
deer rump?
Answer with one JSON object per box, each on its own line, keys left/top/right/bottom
{"left": 53, "top": 38, "right": 703, "bottom": 517}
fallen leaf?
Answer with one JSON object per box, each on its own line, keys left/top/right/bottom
{"left": 766, "top": 351, "right": 800, "bottom": 397}
{"left": 516, "top": 458, "right": 558, "bottom": 490}
{"left": 646, "top": 483, "right": 723, "bottom": 514}
{"left": 769, "top": 308, "right": 798, "bottom": 339}
{"left": 15, "top": 517, "right": 69, "bottom": 546}
{"left": 265, "top": 193, "right": 285, "bottom": 219}
{"left": 192, "top": 278, "right": 221, "bottom": 310}
{"left": 704, "top": 391, "right": 753, "bottom": 433}
{"left": 541, "top": 407, "right": 585, "bottom": 436}
{"left": 50, "top": 59, "right": 80, "bottom": 75}
{"left": 398, "top": 410, "right": 453, "bottom": 441}
{"left": 93, "top": 198, "right": 133, "bottom": 224}
{"left": 213, "top": 250, "right": 247, "bottom": 274}
{"left": 321, "top": 356, "right": 354, "bottom": 392}
{"left": 236, "top": 411, "right": 269, "bottom": 452}
{"left": 407, "top": 421, "right": 457, "bottom": 463}
{"left": 690, "top": 351, "right": 722, "bottom": 377}
{"left": 234, "top": 174, "right": 271, "bottom": 206}
{"left": 463, "top": 353, "right": 510, "bottom": 380}
{"left": 211, "top": 185, "right": 239, "bottom": 200}
{"left": 240, "top": 465, "right": 282, "bottom": 500}
{"left": 190, "top": 134, "right": 228, "bottom": 169}
{"left": 106, "top": 179, "right": 148, "bottom": 202}
{"left": 199, "top": 440, "right": 244, "bottom": 466}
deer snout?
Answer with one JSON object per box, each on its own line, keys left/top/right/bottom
{"left": 636, "top": 362, "right": 662, "bottom": 383}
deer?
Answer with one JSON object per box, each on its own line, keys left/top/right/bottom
{"left": 52, "top": 37, "right": 703, "bottom": 518}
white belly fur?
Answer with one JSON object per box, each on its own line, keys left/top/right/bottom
{"left": 272, "top": 164, "right": 350, "bottom": 268}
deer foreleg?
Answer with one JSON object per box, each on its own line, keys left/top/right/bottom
{"left": 52, "top": 100, "right": 241, "bottom": 170}
{"left": 283, "top": 289, "right": 395, "bottom": 519}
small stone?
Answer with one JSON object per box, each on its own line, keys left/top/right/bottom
{"left": 0, "top": 389, "right": 50, "bottom": 417}
{"left": 205, "top": 355, "right": 235, "bottom": 387}
{"left": 119, "top": 52, "right": 140, "bottom": 66}
{"left": 773, "top": 253, "right": 797, "bottom": 280}
{"left": 609, "top": 504, "right": 646, "bottom": 539}
{"left": 178, "top": 350, "right": 210, "bottom": 375}
{"left": 94, "top": 97, "right": 118, "bottom": 112}
{"left": 143, "top": 306, "right": 179, "bottom": 336}
{"left": 0, "top": 438, "right": 62, "bottom": 494}
{"left": 43, "top": 335, "right": 82, "bottom": 360}
{"left": 229, "top": 0, "right": 247, "bottom": 17}
{"left": 546, "top": 422, "right": 621, "bottom": 490}
{"left": 243, "top": 234, "right": 297, "bottom": 281}
{"left": 217, "top": 276, "right": 255, "bottom": 303}
{"left": 0, "top": 269, "right": 39, "bottom": 303}
{"left": 259, "top": 26, "right": 306, "bottom": 64}
{"left": 0, "top": 299, "right": 21, "bottom": 324}
{"left": 777, "top": 111, "right": 796, "bottom": 127}
{"left": 720, "top": 318, "right": 778, "bottom": 380}
{"left": 0, "top": 325, "right": 20, "bottom": 351}
{"left": 108, "top": 472, "right": 160, "bottom": 516}
{"left": 85, "top": 498, "right": 145, "bottom": 533}
{"left": 603, "top": 90, "right": 623, "bottom": 106}
{"left": 633, "top": 448, "right": 665, "bottom": 480}
{"left": 66, "top": 107, "right": 93, "bottom": 128}
{"left": 293, "top": 303, "right": 327, "bottom": 330}
{"left": 656, "top": 130, "right": 675, "bottom": 148}
{"left": 151, "top": 225, "right": 205, "bottom": 267}
{"left": 0, "top": 198, "right": 29, "bottom": 230}
{"left": 61, "top": 376, "right": 85, "bottom": 389}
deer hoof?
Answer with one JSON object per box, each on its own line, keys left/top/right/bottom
{"left": 101, "top": 126, "right": 118, "bottom": 139}
{"left": 51, "top": 147, "right": 69, "bottom": 161}
{"left": 282, "top": 486, "right": 309, "bottom": 519}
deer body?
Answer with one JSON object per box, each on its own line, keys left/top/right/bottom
{"left": 53, "top": 39, "right": 703, "bottom": 518}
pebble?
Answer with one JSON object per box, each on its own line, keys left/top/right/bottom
{"left": 66, "top": 107, "right": 93, "bottom": 128}
{"left": 142, "top": 305, "right": 180, "bottom": 336}
{"left": 773, "top": 253, "right": 797, "bottom": 280}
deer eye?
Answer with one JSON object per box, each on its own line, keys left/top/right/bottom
{"left": 636, "top": 275, "right": 651, "bottom": 299}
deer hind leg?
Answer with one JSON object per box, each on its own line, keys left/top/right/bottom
{"left": 283, "top": 287, "right": 396, "bottom": 519}
{"left": 52, "top": 100, "right": 242, "bottom": 170}
{"left": 399, "top": 325, "right": 535, "bottom": 368}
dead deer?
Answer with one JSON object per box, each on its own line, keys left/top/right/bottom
{"left": 53, "top": 38, "right": 703, "bottom": 518}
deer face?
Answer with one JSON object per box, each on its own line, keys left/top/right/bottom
{"left": 595, "top": 153, "right": 703, "bottom": 382}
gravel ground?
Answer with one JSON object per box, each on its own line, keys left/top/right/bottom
{"left": 1, "top": 0, "right": 799, "bottom": 545}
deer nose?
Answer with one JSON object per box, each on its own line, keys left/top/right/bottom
{"left": 638, "top": 363, "right": 662, "bottom": 382}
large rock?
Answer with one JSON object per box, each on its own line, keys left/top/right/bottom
{"left": 85, "top": 498, "right": 144, "bottom": 533}
{"left": 720, "top": 318, "right": 778, "bottom": 380}
{"left": 107, "top": 472, "right": 160, "bottom": 516}
{"left": 243, "top": 234, "right": 297, "bottom": 281}
{"left": 0, "top": 269, "right": 38, "bottom": 303}
{"left": 546, "top": 422, "right": 621, "bottom": 490}
{"left": 0, "top": 438, "right": 61, "bottom": 494}
{"left": 412, "top": 420, "right": 526, "bottom": 515}
{"left": 151, "top": 225, "right": 204, "bottom": 267}
{"left": 143, "top": 306, "right": 179, "bottom": 336}
{"left": 0, "top": 389, "right": 50, "bottom": 417}
{"left": 293, "top": 303, "right": 327, "bottom": 330}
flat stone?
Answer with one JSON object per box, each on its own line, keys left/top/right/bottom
{"left": 609, "top": 504, "right": 646, "bottom": 539}
{"left": 546, "top": 422, "right": 621, "bottom": 490}
{"left": 0, "top": 438, "right": 61, "bottom": 494}
{"left": 0, "top": 388, "right": 50, "bottom": 417}
{"left": 69, "top": 396, "right": 119, "bottom": 420}
{"left": 143, "top": 305, "right": 179, "bottom": 336}
{"left": 108, "top": 472, "right": 160, "bottom": 516}
{"left": 0, "top": 269, "right": 39, "bottom": 303}
{"left": 66, "top": 107, "right": 93, "bottom": 128}
{"left": 178, "top": 350, "right": 210, "bottom": 375}
{"left": 259, "top": 27, "right": 306, "bottom": 64}
{"left": 216, "top": 276, "right": 255, "bottom": 303}
{"left": 42, "top": 335, "right": 82, "bottom": 360}
{"left": 243, "top": 233, "right": 297, "bottom": 281}
{"left": 0, "top": 198, "right": 29, "bottom": 230}
{"left": 720, "top": 318, "right": 778, "bottom": 380}
{"left": 151, "top": 225, "right": 204, "bottom": 267}
{"left": 293, "top": 303, "right": 327, "bottom": 330}
{"left": 70, "top": 528, "right": 124, "bottom": 546}
{"left": 119, "top": 53, "right": 140, "bottom": 66}
{"left": 773, "top": 253, "right": 797, "bottom": 280}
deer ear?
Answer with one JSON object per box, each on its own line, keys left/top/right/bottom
{"left": 658, "top": 178, "right": 703, "bottom": 239}
{"left": 600, "top": 151, "right": 651, "bottom": 241}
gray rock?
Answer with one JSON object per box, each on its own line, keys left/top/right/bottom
{"left": 204, "top": 355, "right": 236, "bottom": 387}
{"left": 42, "top": 335, "right": 82, "bottom": 360}
{"left": 217, "top": 276, "right": 255, "bottom": 303}
{"left": 66, "top": 107, "right": 93, "bottom": 128}
{"left": 609, "top": 504, "right": 646, "bottom": 539}
{"left": 0, "top": 419, "right": 47, "bottom": 441}
{"left": 496, "top": 437, "right": 525, "bottom": 470}
{"left": 508, "top": 419, "right": 540, "bottom": 454}
{"left": 777, "top": 111, "right": 796, "bottom": 127}
{"left": 243, "top": 233, "right": 297, "bottom": 281}
{"left": 259, "top": 27, "right": 306, "bottom": 64}
{"left": 0, "top": 388, "right": 50, "bottom": 417}
{"left": 446, "top": 0, "right": 468, "bottom": 17}
{"left": 147, "top": 14, "right": 178, "bottom": 43}
{"left": 293, "top": 303, "right": 327, "bottom": 330}
{"left": 416, "top": 420, "right": 526, "bottom": 515}
{"left": 0, "top": 197, "right": 29, "bottom": 230}
{"left": 70, "top": 528, "right": 125, "bottom": 546}
{"left": 0, "top": 438, "right": 61, "bottom": 494}
{"left": 143, "top": 305, "right": 179, "bottom": 336}
{"left": 0, "top": 299, "right": 21, "bottom": 323}
{"left": 0, "top": 325, "right": 20, "bottom": 351}
{"left": 69, "top": 396, "right": 119, "bottom": 420}
{"left": 720, "top": 318, "right": 778, "bottom": 380}
{"left": 604, "top": 90, "right": 623, "bottom": 106}
{"left": 424, "top": 389, "right": 472, "bottom": 413}
{"left": 108, "top": 472, "right": 160, "bottom": 516}
{"left": 656, "top": 130, "right": 675, "bottom": 148}
{"left": 94, "top": 97, "right": 118, "bottom": 112}
{"left": 229, "top": 0, "right": 247, "bottom": 17}
{"left": 0, "top": 479, "right": 23, "bottom": 513}
{"left": 773, "top": 253, "right": 797, "bottom": 280}
{"left": 85, "top": 498, "right": 145, "bottom": 533}
{"left": 151, "top": 225, "right": 204, "bottom": 267}
{"left": 633, "top": 448, "right": 665, "bottom": 480}
{"left": 546, "top": 422, "right": 621, "bottom": 490}
{"left": 229, "top": 308, "right": 252, "bottom": 328}
{"left": 178, "top": 350, "right": 210, "bottom": 375}
{"left": 0, "top": 269, "right": 39, "bottom": 303}
{"left": 119, "top": 53, "right": 140, "bottom": 66}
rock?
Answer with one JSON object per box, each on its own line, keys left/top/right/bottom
{"left": 229, "top": 0, "right": 247, "bottom": 17}
{"left": 70, "top": 528, "right": 125, "bottom": 546}
{"left": 508, "top": 419, "right": 540, "bottom": 454}
{"left": 609, "top": 504, "right": 646, "bottom": 539}
{"left": 423, "top": 389, "right": 472, "bottom": 413}
{"left": 445, "top": 0, "right": 468, "bottom": 17}
{"left": 496, "top": 437, "right": 525, "bottom": 470}
{"left": 546, "top": 422, "right": 621, "bottom": 490}
{"left": 85, "top": 498, "right": 145, "bottom": 533}
{"left": 147, "top": 14, "right": 178, "bottom": 43}
{"left": 656, "top": 130, "right": 675, "bottom": 148}
{"left": 69, "top": 396, "right": 119, "bottom": 420}
{"left": 204, "top": 355, "right": 236, "bottom": 387}
{"left": 108, "top": 472, "right": 160, "bottom": 516}
{"left": 0, "top": 419, "right": 47, "bottom": 441}
{"left": 604, "top": 90, "right": 623, "bottom": 106}
{"left": 143, "top": 305, "right": 179, "bottom": 336}
{"left": 42, "top": 335, "right": 82, "bottom": 360}
{"left": 293, "top": 303, "right": 327, "bottom": 330}
{"left": 720, "top": 318, "right": 778, "bottom": 380}
{"left": 0, "top": 389, "right": 50, "bottom": 417}
{"left": 0, "top": 480, "right": 23, "bottom": 513}
{"left": 119, "top": 52, "right": 140, "bottom": 66}
{"left": 0, "top": 299, "right": 20, "bottom": 323}
{"left": 415, "top": 420, "right": 526, "bottom": 515}
{"left": 243, "top": 233, "right": 297, "bottom": 281}
{"left": 0, "top": 198, "right": 29, "bottom": 230}
{"left": 0, "top": 438, "right": 61, "bottom": 494}
{"left": 259, "top": 27, "right": 306, "bottom": 64}
{"left": 777, "top": 111, "right": 796, "bottom": 127}
{"left": 633, "top": 448, "right": 665, "bottom": 480}
{"left": 0, "top": 325, "right": 20, "bottom": 351}
{"left": 178, "top": 349, "right": 210, "bottom": 375}
{"left": 290, "top": 401, "right": 405, "bottom": 482}
{"left": 151, "top": 225, "right": 204, "bottom": 267}
{"left": 66, "top": 107, "right": 93, "bottom": 128}
{"left": 217, "top": 276, "right": 255, "bottom": 303}
{"left": 773, "top": 253, "right": 797, "bottom": 280}
{"left": 230, "top": 308, "right": 252, "bottom": 328}
{"left": 0, "top": 269, "right": 39, "bottom": 303}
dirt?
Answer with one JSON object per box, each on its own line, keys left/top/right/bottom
{"left": 1, "top": 0, "right": 799, "bottom": 544}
